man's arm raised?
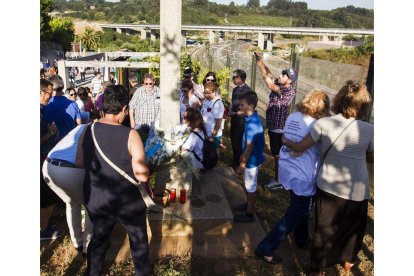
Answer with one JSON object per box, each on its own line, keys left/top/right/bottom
{"left": 255, "top": 52, "right": 281, "bottom": 95}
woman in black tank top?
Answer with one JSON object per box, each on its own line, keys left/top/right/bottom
{"left": 78, "top": 85, "right": 150, "bottom": 276}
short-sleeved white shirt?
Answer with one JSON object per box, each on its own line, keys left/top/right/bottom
{"left": 201, "top": 97, "right": 224, "bottom": 137}
{"left": 182, "top": 129, "right": 205, "bottom": 169}
{"left": 180, "top": 94, "right": 200, "bottom": 122}
{"left": 279, "top": 112, "right": 320, "bottom": 196}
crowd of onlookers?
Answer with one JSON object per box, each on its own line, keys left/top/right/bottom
{"left": 40, "top": 51, "right": 373, "bottom": 276}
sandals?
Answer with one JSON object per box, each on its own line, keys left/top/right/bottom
{"left": 254, "top": 250, "right": 282, "bottom": 265}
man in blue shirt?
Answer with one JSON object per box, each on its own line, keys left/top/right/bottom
{"left": 233, "top": 91, "right": 265, "bottom": 223}
{"left": 44, "top": 75, "right": 81, "bottom": 142}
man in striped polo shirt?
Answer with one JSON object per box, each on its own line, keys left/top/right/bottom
{"left": 254, "top": 52, "right": 298, "bottom": 190}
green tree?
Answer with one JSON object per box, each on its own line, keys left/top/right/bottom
{"left": 40, "top": 0, "right": 53, "bottom": 41}
{"left": 49, "top": 18, "right": 75, "bottom": 52}
{"left": 81, "top": 27, "right": 99, "bottom": 51}
{"left": 193, "top": 0, "right": 208, "bottom": 5}
{"left": 246, "top": 0, "right": 260, "bottom": 9}
{"left": 94, "top": 11, "right": 106, "bottom": 21}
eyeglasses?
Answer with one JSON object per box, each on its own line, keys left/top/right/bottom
{"left": 206, "top": 78, "right": 214, "bottom": 82}
{"left": 204, "top": 91, "right": 213, "bottom": 95}
{"left": 282, "top": 70, "right": 290, "bottom": 79}
{"left": 144, "top": 83, "right": 154, "bottom": 85}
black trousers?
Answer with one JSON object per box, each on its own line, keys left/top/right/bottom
{"left": 230, "top": 115, "right": 245, "bottom": 166}
{"left": 310, "top": 188, "right": 368, "bottom": 272}
{"left": 86, "top": 199, "right": 149, "bottom": 276}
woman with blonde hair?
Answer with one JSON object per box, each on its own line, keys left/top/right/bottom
{"left": 255, "top": 89, "right": 330, "bottom": 265}
{"left": 282, "top": 81, "right": 374, "bottom": 274}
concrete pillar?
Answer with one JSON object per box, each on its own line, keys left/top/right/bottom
{"left": 322, "top": 35, "right": 329, "bottom": 42}
{"left": 140, "top": 29, "right": 147, "bottom": 40}
{"left": 103, "top": 52, "right": 109, "bottom": 81}
{"left": 57, "top": 60, "right": 69, "bottom": 90}
{"left": 181, "top": 30, "right": 187, "bottom": 47}
{"left": 116, "top": 28, "right": 122, "bottom": 34}
{"left": 160, "top": 0, "right": 181, "bottom": 135}
{"left": 150, "top": 31, "right": 157, "bottom": 42}
{"left": 209, "top": 31, "right": 215, "bottom": 44}
{"left": 258, "top": 32, "right": 265, "bottom": 50}
{"left": 266, "top": 33, "right": 274, "bottom": 51}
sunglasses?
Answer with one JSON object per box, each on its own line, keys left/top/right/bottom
{"left": 206, "top": 78, "right": 214, "bottom": 82}
{"left": 70, "top": 93, "right": 77, "bottom": 97}
{"left": 232, "top": 75, "right": 239, "bottom": 80}
{"left": 144, "top": 82, "right": 154, "bottom": 85}
{"left": 282, "top": 70, "right": 290, "bottom": 79}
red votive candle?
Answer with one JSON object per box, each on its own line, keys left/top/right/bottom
{"left": 170, "top": 189, "right": 176, "bottom": 203}
{"left": 180, "top": 189, "right": 186, "bottom": 204}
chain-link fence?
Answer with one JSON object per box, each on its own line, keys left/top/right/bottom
{"left": 191, "top": 42, "right": 373, "bottom": 122}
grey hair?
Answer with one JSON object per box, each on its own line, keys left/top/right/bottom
{"left": 48, "top": 74, "right": 64, "bottom": 92}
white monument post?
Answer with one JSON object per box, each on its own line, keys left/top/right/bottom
{"left": 160, "top": 0, "right": 181, "bottom": 137}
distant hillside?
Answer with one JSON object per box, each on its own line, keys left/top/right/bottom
{"left": 51, "top": 0, "right": 373, "bottom": 29}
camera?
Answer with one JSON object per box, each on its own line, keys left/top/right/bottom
{"left": 274, "top": 78, "right": 280, "bottom": 85}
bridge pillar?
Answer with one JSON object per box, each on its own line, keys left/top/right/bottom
{"left": 258, "top": 32, "right": 265, "bottom": 50}
{"left": 150, "top": 30, "right": 157, "bottom": 42}
{"left": 140, "top": 29, "right": 148, "bottom": 40}
{"left": 266, "top": 33, "right": 274, "bottom": 51}
{"left": 57, "top": 60, "right": 69, "bottom": 90}
{"left": 181, "top": 30, "right": 187, "bottom": 47}
{"left": 160, "top": 0, "right": 181, "bottom": 134}
{"left": 116, "top": 28, "right": 122, "bottom": 34}
{"left": 209, "top": 31, "right": 215, "bottom": 44}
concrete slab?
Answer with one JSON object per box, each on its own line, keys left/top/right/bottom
{"left": 148, "top": 167, "right": 234, "bottom": 238}
{"left": 99, "top": 166, "right": 267, "bottom": 261}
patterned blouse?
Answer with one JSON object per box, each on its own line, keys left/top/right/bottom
{"left": 265, "top": 85, "right": 295, "bottom": 131}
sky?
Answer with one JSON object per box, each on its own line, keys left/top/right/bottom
{"left": 209, "top": 0, "right": 374, "bottom": 10}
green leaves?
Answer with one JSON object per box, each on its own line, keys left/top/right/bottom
{"left": 80, "top": 27, "right": 99, "bottom": 51}
{"left": 49, "top": 18, "right": 75, "bottom": 52}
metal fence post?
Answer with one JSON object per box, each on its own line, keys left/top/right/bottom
{"left": 226, "top": 54, "right": 230, "bottom": 92}
{"left": 366, "top": 53, "right": 374, "bottom": 122}
{"left": 250, "top": 53, "right": 257, "bottom": 91}
{"left": 289, "top": 45, "right": 301, "bottom": 113}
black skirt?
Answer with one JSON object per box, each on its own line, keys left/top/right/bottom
{"left": 310, "top": 188, "right": 368, "bottom": 272}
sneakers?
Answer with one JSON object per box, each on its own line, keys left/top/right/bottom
{"left": 233, "top": 213, "right": 255, "bottom": 223}
{"left": 265, "top": 179, "right": 284, "bottom": 190}
{"left": 40, "top": 225, "right": 64, "bottom": 241}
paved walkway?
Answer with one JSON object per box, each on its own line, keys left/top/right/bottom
{"left": 102, "top": 166, "right": 266, "bottom": 263}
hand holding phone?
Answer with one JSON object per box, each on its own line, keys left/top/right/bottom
{"left": 254, "top": 51, "right": 262, "bottom": 61}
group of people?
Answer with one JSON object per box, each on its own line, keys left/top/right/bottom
{"left": 40, "top": 51, "right": 373, "bottom": 275}
{"left": 237, "top": 52, "right": 373, "bottom": 276}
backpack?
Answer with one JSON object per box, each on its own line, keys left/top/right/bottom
{"left": 191, "top": 130, "right": 219, "bottom": 170}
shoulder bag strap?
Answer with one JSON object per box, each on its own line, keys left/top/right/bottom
{"left": 212, "top": 98, "right": 221, "bottom": 108}
{"left": 91, "top": 123, "right": 158, "bottom": 211}
{"left": 320, "top": 119, "right": 356, "bottom": 164}
{"left": 190, "top": 130, "right": 205, "bottom": 162}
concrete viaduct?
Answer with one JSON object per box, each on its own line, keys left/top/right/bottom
{"left": 99, "top": 23, "right": 374, "bottom": 50}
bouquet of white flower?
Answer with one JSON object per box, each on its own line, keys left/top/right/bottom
{"left": 144, "top": 120, "right": 193, "bottom": 172}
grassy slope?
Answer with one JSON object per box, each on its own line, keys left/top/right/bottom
{"left": 226, "top": 14, "right": 293, "bottom": 27}
{"left": 40, "top": 120, "right": 374, "bottom": 276}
